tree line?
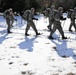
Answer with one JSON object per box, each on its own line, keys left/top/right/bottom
{"left": 0, "top": 0, "right": 76, "bottom": 13}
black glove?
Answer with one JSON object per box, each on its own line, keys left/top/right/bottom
{"left": 32, "top": 18, "right": 38, "bottom": 20}
{"left": 60, "top": 16, "right": 63, "bottom": 20}
{"left": 14, "top": 19, "right": 17, "bottom": 21}
{"left": 35, "top": 18, "right": 38, "bottom": 20}
{"left": 63, "top": 18, "right": 66, "bottom": 20}
{"left": 60, "top": 16, "right": 66, "bottom": 20}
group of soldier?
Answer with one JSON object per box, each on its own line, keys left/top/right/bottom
{"left": 3, "top": 8, "right": 17, "bottom": 33}
{"left": 44, "top": 5, "right": 76, "bottom": 39}
{"left": 3, "top": 8, "right": 41, "bottom": 36}
{"left": 3, "top": 5, "right": 76, "bottom": 40}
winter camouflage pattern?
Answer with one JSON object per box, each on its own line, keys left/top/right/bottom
{"left": 47, "top": 5, "right": 56, "bottom": 30}
{"left": 25, "top": 8, "right": 40, "bottom": 35}
{"left": 3, "top": 8, "right": 16, "bottom": 33}
{"left": 49, "top": 7, "right": 67, "bottom": 39}
{"left": 69, "top": 7, "right": 76, "bottom": 32}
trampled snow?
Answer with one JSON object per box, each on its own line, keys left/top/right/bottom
{"left": 0, "top": 14, "right": 76, "bottom": 75}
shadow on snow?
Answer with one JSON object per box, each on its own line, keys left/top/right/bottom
{"left": 51, "top": 40, "right": 76, "bottom": 60}
{"left": 18, "top": 36, "right": 37, "bottom": 52}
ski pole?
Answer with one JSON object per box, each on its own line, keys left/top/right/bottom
{"left": 63, "top": 20, "right": 66, "bottom": 28}
{"left": 15, "top": 17, "right": 18, "bottom": 33}
{"left": 16, "top": 20, "right": 19, "bottom": 33}
{"left": 36, "top": 20, "right": 37, "bottom": 25}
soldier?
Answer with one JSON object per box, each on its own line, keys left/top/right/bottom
{"left": 3, "top": 8, "right": 17, "bottom": 33}
{"left": 25, "top": 8, "right": 41, "bottom": 36}
{"left": 69, "top": 7, "right": 76, "bottom": 32}
{"left": 47, "top": 5, "right": 56, "bottom": 31}
{"left": 48, "top": 7, "right": 67, "bottom": 39}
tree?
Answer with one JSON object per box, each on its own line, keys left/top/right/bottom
{"left": 1, "top": 0, "right": 76, "bottom": 12}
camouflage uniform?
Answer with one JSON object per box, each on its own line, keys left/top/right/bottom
{"left": 69, "top": 7, "right": 76, "bottom": 32}
{"left": 49, "top": 7, "right": 67, "bottom": 39}
{"left": 47, "top": 5, "right": 56, "bottom": 30}
{"left": 4, "top": 8, "right": 16, "bottom": 33}
{"left": 25, "top": 8, "right": 40, "bottom": 36}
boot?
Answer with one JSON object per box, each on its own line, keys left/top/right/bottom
{"left": 7, "top": 31, "right": 12, "bottom": 34}
{"left": 69, "top": 29, "right": 73, "bottom": 32}
{"left": 62, "top": 36, "right": 67, "bottom": 39}
{"left": 36, "top": 33, "right": 41, "bottom": 36}
{"left": 25, "top": 33, "right": 29, "bottom": 36}
{"left": 48, "top": 36, "right": 54, "bottom": 39}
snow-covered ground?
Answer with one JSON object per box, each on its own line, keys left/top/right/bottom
{"left": 0, "top": 14, "right": 76, "bottom": 75}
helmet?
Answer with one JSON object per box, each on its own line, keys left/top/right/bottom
{"left": 74, "top": 7, "right": 76, "bottom": 11}
{"left": 31, "top": 8, "right": 35, "bottom": 12}
{"left": 46, "top": 8, "right": 51, "bottom": 14}
{"left": 9, "top": 8, "right": 13, "bottom": 11}
{"left": 69, "top": 9, "right": 73, "bottom": 12}
{"left": 46, "top": 8, "right": 51, "bottom": 11}
{"left": 58, "top": 7, "right": 63, "bottom": 11}
{"left": 51, "top": 5, "right": 55, "bottom": 9}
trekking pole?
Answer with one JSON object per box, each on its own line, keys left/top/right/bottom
{"left": 36, "top": 20, "right": 37, "bottom": 25}
{"left": 63, "top": 20, "right": 66, "bottom": 28}
{"left": 4, "top": 22, "right": 7, "bottom": 33}
{"left": 15, "top": 16, "right": 18, "bottom": 33}
{"left": 16, "top": 20, "right": 19, "bottom": 33}
{"left": 21, "top": 16, "right": 23, "bottom": 24}
{"left": 44, "top": 16, "right": 47, "bottom": 23}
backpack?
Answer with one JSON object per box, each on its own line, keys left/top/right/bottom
{"left": 22, "top": 10, "right": 31, "bottom": 21}
{"left": 67, "top": 9, "right": 74, "bottom": 18}
{"left": 44, "top": 8, "right": 51, "bottom": 17}
{"left": 49, "top": 10, "right": 59, "bottom": 22}
{"left": 3, "top": 10, "right": 10, "bottom": 19}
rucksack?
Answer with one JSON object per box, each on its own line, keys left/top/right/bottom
{"left": 22, "top": 10, "right": 31, "bottom": 21}
{"left": 44, "top": 8, "right": 51, "bottom": 17}
{"left": 49, "top": 10, "right": 59, "bottom": 22}
{"left": 3, "top": 10, "right": 10, "bottom": 19}
{"left": 67, "top": 9, "right": 74, "bottom": 18}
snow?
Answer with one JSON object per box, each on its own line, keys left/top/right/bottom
{"left": 0, "top": 14, "right": 76, "bottom": 75}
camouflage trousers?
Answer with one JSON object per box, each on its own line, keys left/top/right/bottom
{"left": 49, "top": 21, "right": 65, "bottom": 37}
{"left": 25, "top": 20, "right": 38, "bottom": 34}
{"left": 48, "top": 20, "right": 54, "bottom": 30}
{"left": 69, "top": 19, "right": 76, "bottom": 31}
{"left": 6, "top": 19, "right": 11, "bottom": 33}
{"left": 47, "top": 17, "right": 54, "bottom": 30}
{"left": 6, "top": 19, "right": 14, "bottom": 33}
